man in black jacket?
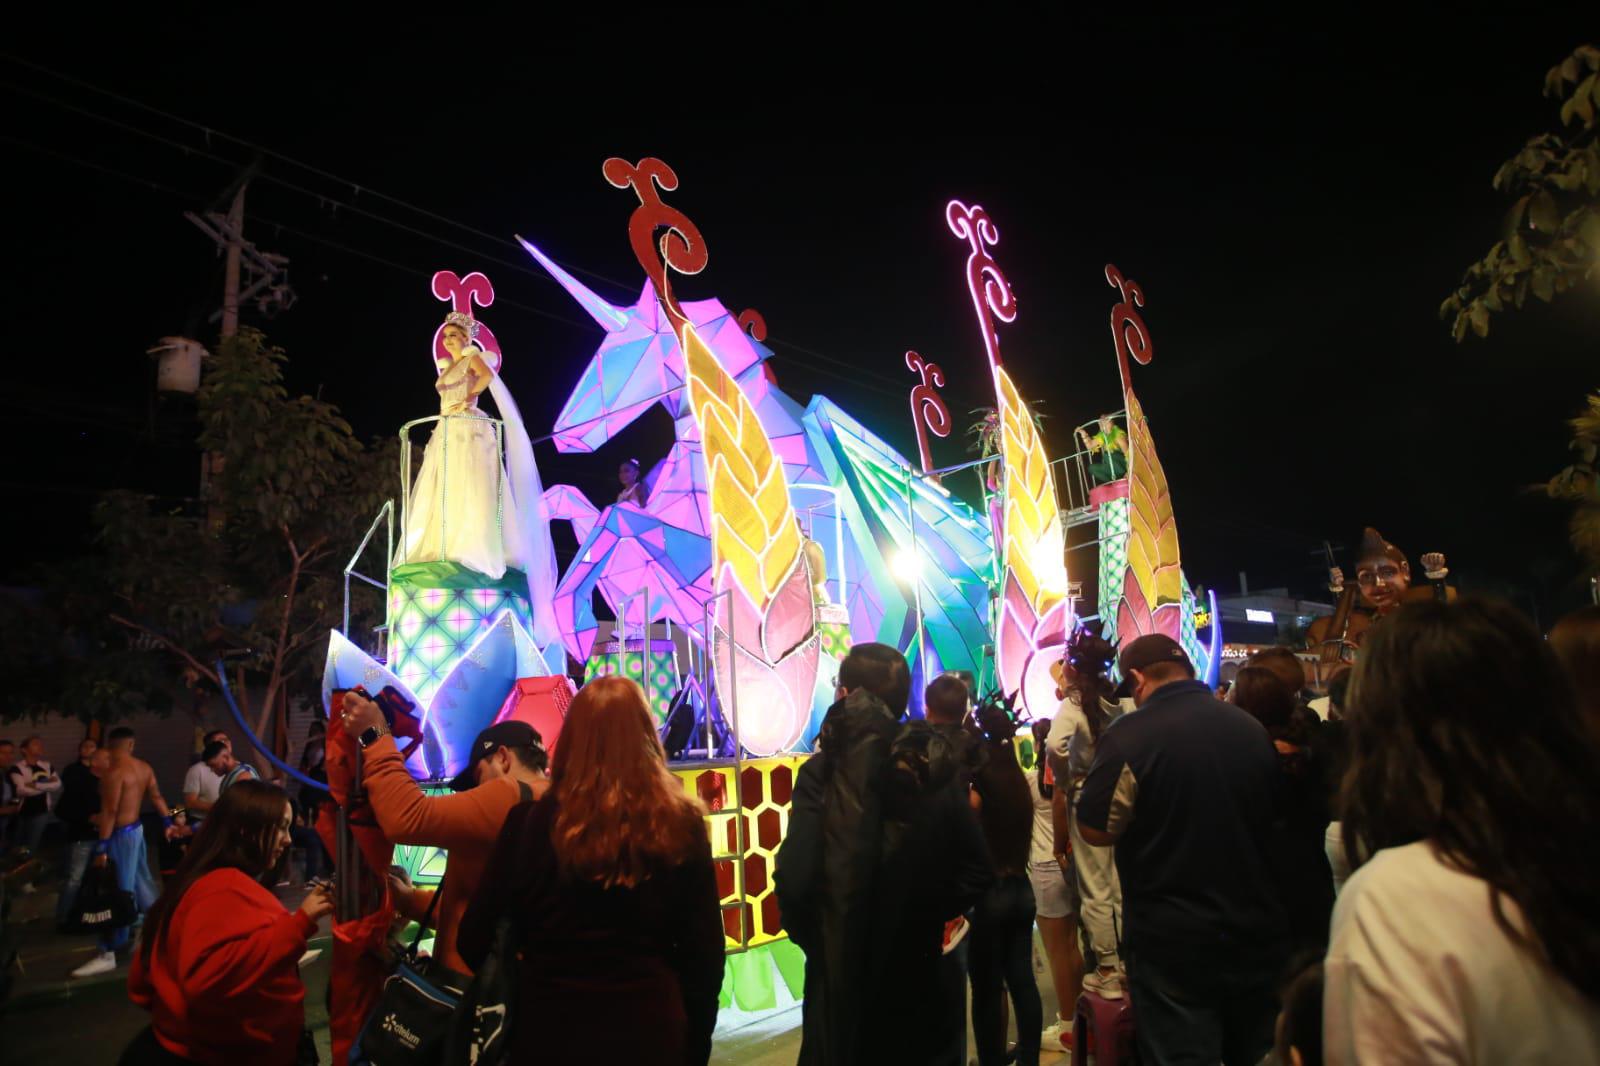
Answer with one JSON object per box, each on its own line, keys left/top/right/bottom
{"left": 54, "top": 740, "right": 107, "bottom": 930}
{"left": 1078, "top": 635, "right": 1287, "bottom": 1065}
{"left": 774, "top": 644, "right": 992, "bottom": 1066}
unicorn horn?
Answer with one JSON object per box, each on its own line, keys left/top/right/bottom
{"left": 516, "top": 235, "right": 630, "bottom": 333}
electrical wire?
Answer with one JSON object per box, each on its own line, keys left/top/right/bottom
{"left": 0, "top": 53, "right": 639, "bottom": 290}
{"left": 0, "top": 63, "right": 984, "bottom": 403}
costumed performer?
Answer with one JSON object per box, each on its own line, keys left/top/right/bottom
{"left": 1076, "top": 414, "right": 1128, "bottom": 485}
{"left": 398, "top": 311, "right": 526, "bottom": 578}
{"left": 1307, "top": 527, "right": 1453, "bottom": 660}
{"left": 395, "top": 309, "right": 564, "bottom": 664}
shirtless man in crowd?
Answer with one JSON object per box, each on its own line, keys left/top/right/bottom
{"left": 71, "top": 726, "right": 184, "bottom": 979}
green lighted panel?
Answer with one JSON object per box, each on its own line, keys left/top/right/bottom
{"left": 1092, "top": 495, "right": 1209, "bottom": 676}
{"left": 583, "top": 641, "right": 679, "bottom": 724}
{"left": 1097, "top": 496, "right": 1131, "bottom": 644}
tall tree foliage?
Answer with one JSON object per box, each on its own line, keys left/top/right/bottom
{"left": 1444, "top": 45, "right": 1600, "bottom": 572}
{"left": 1442, "top": 44, "right": 1600, "bottom": 339}
{"left": 2, "top": 329, "right": 395, "bottom": 753}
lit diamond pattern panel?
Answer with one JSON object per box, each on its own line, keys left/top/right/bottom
{"left": 673, "top": 755, "right": 804, "bottom": 952}
{"left": 1179, "top": 576, "right": 1210, "bottom": 680}
{"left": 389, "top": 581, "right": 533, "bottom": 705}
{"left": 819, "top": 619, "right": 851, "bottom": 663}
{"left": 1097, "top": 496, "right": 1131, "bottom": 647}
{"left": 584, "top": 639, "right": 680, "bottom": 724}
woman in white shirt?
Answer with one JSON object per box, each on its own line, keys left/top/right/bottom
{"left": 1326, "top": 598, "right": 1600, "bottom": 1064}
{"left": 1027, "top": 717, "right": 1081, "bottom": 1052}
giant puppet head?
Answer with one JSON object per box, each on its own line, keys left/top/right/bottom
{"left": 1354, "top": 527, "right": 1411, "bottom": 614}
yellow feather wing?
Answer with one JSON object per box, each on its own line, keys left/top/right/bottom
{"left": 996, "top": 367, "right": 1069, "bottom": 614}
{"left": 1124, "top": 388, "right": 1183, "bottom": 611}
{"left": 682, "top": 322, "right": 800, "bottom": 604}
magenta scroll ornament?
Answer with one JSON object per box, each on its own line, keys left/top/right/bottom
{"left": 1104, "top": 263, "right": 1153, "bottom": 392}
{"left": 602, "top": 157, "right": 709, "bottom": 331}
{"left": 431, "top": 270, "right": 503, "bottom": 373}
{"left": 946, "top": 200, "right": 1018, "bottom": 376}
{"left": 905, "top": 350, "right": 951, "bottom": 477}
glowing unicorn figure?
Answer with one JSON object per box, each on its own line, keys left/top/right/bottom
{"left": 527, "top": 165, "right": 996, "bottom": 730}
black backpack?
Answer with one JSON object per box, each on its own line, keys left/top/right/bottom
{"left": 444, "top": 914, "right": 516, "bottom": 1066}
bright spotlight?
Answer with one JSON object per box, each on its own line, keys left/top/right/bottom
{"left": 891, "top": 550, "right": 923, "bottom": 581}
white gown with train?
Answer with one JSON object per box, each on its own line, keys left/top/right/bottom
{"left": 397, "top": 356, "right": 526, "bottom": 579}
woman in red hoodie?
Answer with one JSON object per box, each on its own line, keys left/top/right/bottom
{"left": 125, "top": 779, "right": 333, "bottom": 1065}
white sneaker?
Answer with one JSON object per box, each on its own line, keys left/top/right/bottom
{"left": 1083, "top": 966, "right": 1125, "bottom": 1000}
{"left": 70, "top": 952, "right": 117, "bottom": 979}
{"left": 1041, "top": 1016, "right": 1073, "bottom": 1054}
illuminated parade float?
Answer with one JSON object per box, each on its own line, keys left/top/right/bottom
{"left": 315, "top": 156, "right": 1220, "bottom": 1010}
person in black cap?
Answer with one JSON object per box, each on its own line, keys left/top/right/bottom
{"left": 339, "top": 693, "right": 549, "bottom": 982}
{"left": 1076, "top": 634, "right": 1288, "bottom": 1065}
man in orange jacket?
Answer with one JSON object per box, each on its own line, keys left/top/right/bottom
{"left": 338, "top": 696, "right": 549, "bottom": 983}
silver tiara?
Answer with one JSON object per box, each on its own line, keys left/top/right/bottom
{"left": 444, "top": 311, "right": 481, "bottom": 340}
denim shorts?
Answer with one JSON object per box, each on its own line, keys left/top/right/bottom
{"left": 1027, "top": 859, "right": 1076, "bottom": 920}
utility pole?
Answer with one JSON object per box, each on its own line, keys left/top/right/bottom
{"left": 220, "top": 182, "right": 246, "bottom": 339}
{"left": 185, "top": 170, "right": 294, "bottom": 526}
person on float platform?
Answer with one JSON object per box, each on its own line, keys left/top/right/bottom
{"left": 391, "top": 308, "right": 565, "bottom": 669}
{"left": 396, "top": 311, "right": 527, "bottom": 580}
{"left": 1077, "top": 413, "right": 1128, "bottom": 484}
{"left": 616, "top": 456, "right": 648, "bottom": 506}
{"left": 1076, "top": 635, "right": 1287, "bottom": 1066}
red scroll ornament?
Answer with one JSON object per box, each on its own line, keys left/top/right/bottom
{"left": 602, "top": 157, "right": 708, "bottom": 332}
{"left": 737, "top": 308, "right": 768, "bottom": 342}
{"left": 1105, "top": 263, "right": 1153, "bottom": 391}
{"left": 905, "top": 350, "right": 951, "bottom": 476}
{"left": 946, "top": 200, "right": 1018, "bottom": 376}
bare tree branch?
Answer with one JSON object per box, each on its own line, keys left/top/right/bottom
{"left": 109, "top": 614, "right": 221, "bottom": 688}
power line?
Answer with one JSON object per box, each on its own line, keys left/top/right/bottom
{"left": 8, "top": 129, "right": 927, "bottom": 407}
{"left": 0, "top": 131, "right": 591, "bottom": 334}
{"left": 1, "top": 55, "right": 639, "bottom": 292}
{"left": 1, "top": 59, "right": 977, "bottom": 401}
{"left": 248, "top": 214, "right": 596, "bottom": 332}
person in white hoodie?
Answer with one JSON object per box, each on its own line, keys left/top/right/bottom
{"left": 1044, "top": 630, "right": 1128, "bottom": 1002}
{"left": 8, "top": 735, "right": 62, "bottom": 854}
{"left": 1325, "top": 599, "right": 1600, "bottom": 1063}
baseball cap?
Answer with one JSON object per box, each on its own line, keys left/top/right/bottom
{"left": 1112, "top": 634, "right": 1194, "bottom": 698}
{"left": 448, "top": 720, "right": 543, "bottom": 792}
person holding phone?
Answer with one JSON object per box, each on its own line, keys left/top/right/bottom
{"left": 125, "top": 780, "right": 333, "bottom": 1065}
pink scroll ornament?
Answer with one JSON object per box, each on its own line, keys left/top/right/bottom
{"left": 602, "top": 157, "right": 708, "bottom": 332}
{"left": 905, "top": 350, "right": 951, "bottom": 476}
{"left": 1104, "top": 263, "right": 1153, "bottom": 392}
{"left": 946, "top": 200, "right": 1017, "bottom": 376}
{"left": 430, "top": 270, "right": 503, "bottom": 374}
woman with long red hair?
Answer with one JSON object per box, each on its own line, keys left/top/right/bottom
{"left": 458, "top": 676, "right": 724, "bottom": 1064}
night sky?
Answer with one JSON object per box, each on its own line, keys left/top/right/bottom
{"left": 5, "top": 17, "right": 1596, "bottom": 622}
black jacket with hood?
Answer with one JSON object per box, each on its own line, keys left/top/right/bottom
{"left": 774, "top": 689, "right": 992, "bottom": 1066}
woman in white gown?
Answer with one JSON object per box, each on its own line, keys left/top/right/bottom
{"left": 398, "top": 312, "right": 526, "bottom": 579}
